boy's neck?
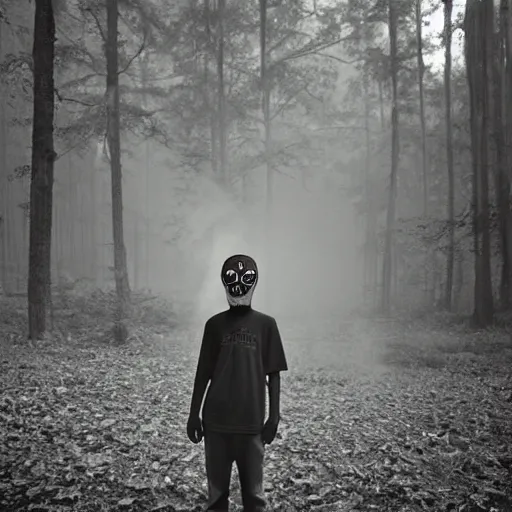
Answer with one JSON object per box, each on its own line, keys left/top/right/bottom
{"left": 229, "top": 305, "right": 252, "bottom": 313}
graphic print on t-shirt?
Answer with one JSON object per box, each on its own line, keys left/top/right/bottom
{"left": 201, "top": 309, "right": 288, "bottom": 434}
{"left": 221, "top": 327, "right": 257, "bottom": 350}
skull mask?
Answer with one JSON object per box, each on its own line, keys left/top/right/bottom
{"left": 221, "top": 254, "right": 258, "bottom": 307}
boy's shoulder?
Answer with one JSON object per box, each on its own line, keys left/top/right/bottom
{"left": 205, "top": 309, "right": 276, "bottom": 326}
{"left": 250, "top": 309, "right": 276, "bottom": 325}
{"left": 204, "top": 311, "right": 227, "bottom": 327}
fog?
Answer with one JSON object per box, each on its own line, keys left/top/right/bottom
{"left": 111, "top": 135, "right": 363, "bottom": 326}
{"left": 0, "top": 0, "right": 459, "bottom": 335}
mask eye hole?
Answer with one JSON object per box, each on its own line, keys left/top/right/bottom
{"left": 241, "top": 270, "right": 256, "bottom": 286}
{"left": 223, "top": 269, "right": 238, "bottom": 286}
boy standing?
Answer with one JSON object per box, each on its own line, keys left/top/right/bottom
{"left": 187, "top": 254, "right": 288, "bottom": 512}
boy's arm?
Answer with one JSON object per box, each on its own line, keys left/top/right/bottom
{"left": 189, "top": 320, "right": 216, "bottom": 418}
{"left": 189, "top": 369, "right": 210, "bottom": 418}
{"left": 262, "top": 318, "right": 288, "bottom": 444}
{"left": 268, "top": 372, "right": 281, "bottom": 422}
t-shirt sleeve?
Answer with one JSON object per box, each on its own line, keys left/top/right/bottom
{"left": 195, "top": 319, "right": 219, "bottom": 381}
{"left": 263, "top": 317, "right": 288, "bottom": 375}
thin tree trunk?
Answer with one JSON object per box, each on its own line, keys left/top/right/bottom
{"left": 378, "top": 78, "right": 385, "bottom": 130}
{"left": 444, "top": 0, "right": 455, "bottom": 311}
{"left": 416, "top": 0, "right": 431, "bottom": 304}
{"left": 89, "top": 162, "right": 97, "bottom": 284}
{"left": 381, "top": 0, "right": 400, "bottom": 315}
{"left": 363, "top": 59, "right": 372, "bottom": 304}
{"left": 500, "top": 0, "right": 512, "bottom": 308}
{"left": 217, "top": 0, "right": 227, "bottom": 186}
{"left": 133, "top": 218, "right": 139, "bottom": 290}
{"left": 79, "top": 177, "right": 86, "bottom": 276}
{"left": 362, "top": 16, "right": 377, "bottom": 308}
{"left": 260, "top": 0, "right": 272, "bottom": 219}
{"left": 493, "top": 1, "right": 512, "bottom": 309}
{"left": 106, "top": 0, "right": 130, "bottom": 334}
{"left": 259, "top": 0, "right": 274, "bottom": 309}
{"left": 506, "top": 0, "right": 512, "bottom": 170}
{"left": 53, "top": 187, "right": 62, "bottom": 284}
{"left": 464, "top": 0, "right": 494, "bottom": 327}
{"left": 141, "top": 52, "right": 150, "bottom": 290}
{"left": 28, "top": 0, "right": 56, "bottom": 340}
{"left": 204, "top": 0, "right": 217, "bottom": 175}
{"left": 0, "top": 21, "right": 7, "bottom": 294}
{"left": 416, "top": 0, "right": 428, "bottom": 217}
{"left": 453, "top": 249, "right": 464, "bottom": 311}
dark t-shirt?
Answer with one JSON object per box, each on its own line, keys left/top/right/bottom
{"left": 197, "top": 307, "right": 288, "bottom": 434}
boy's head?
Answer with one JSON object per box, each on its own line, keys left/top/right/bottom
{"left": 221, "top": 254, "right": 258, "bottom": 307}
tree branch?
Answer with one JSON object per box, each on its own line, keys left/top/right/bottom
{"left": 85, "top": 7, "right": 107, "bottom": 43}
{"left": 118, "top": 36, "right": 147, "bottom": 75}
{"left": 55, "top": 88, "right": 99, "bottom": 107}
{"left": 271, "top": 34, "right": 355, "bottom": 67}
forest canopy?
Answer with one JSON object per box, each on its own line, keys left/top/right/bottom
{"left": 0, "top": 0, "right": 510, "bottom": 339}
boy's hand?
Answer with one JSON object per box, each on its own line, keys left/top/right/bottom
{"left": 187, "top": 415, "right": 203, "bottom": 444}
{"left": 261, "top": 417, "right": 279, "bottom": 445}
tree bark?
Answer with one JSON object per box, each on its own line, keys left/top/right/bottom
{"left": 493, "top": 0, "right": 512, "bottom": 309}
{"left": 499, "top": 0, "right": 512, "bottom": 309}
{"left": 106, "top": 0, "right": 130, "bottom": 332}
{"left": 378, "top": 78, "right": 385, "bottom": 130}
{"left": 443, "top": 0, "right": 455, "bottom": 311}
{"left": 204, "top": 0, "right": 218, "bottom": 176}
{"left": 464, "top": 0, "right": 494, "bottom": 327}
{"left": 0, "top": 20, "right": 7, "bottom": 294}
{"left": 260, "top": 0, "right": 272, "bottom": 219}
{"left": 141, "top": 51, "right": 151, "bottom": 290}
{"left": 362, "top": 13, "right": 377, "bottom": 308}
{"left": 217, "top": 0, "right": 227, "bottom": 186}
{"left": 381, "top": 0, "right": 400, "bottom": 315}
{"left": 416, "top": 0, "right": 428, "bottom": 217}
{"left": 28, "top": 0, "right": 56, "bottom": 340}
{"left": 416, "top": 0, "right": 431, "bottom": 305}
{"left": 259, "top": 0, "right": 275, "bottom": 309}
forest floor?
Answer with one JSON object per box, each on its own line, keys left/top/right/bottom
{"left": 1, "top": 293, "right": 512, "bottom": 512}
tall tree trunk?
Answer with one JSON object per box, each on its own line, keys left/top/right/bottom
{"left": 416, "top": 0, "right": 430, "bottom": 304}
{"left": 416, "top": 0, "right": 428, "bottom": 217}
{"left": 217, "top": 0, "right": 227, "bottom": 186}
{"left": 67, "top": 155, "right": 75, "bottom": 275}
{"left": 493, "top": 0, "right": 512, "bottom": 309}
{"left": 28, "top": 0, "right": 56, "bottom": 340}
{"left": 505, "top": 0, "right": 512, "bottom": 172}
{"left": 443, "top": 0, "right": 455, "bottom": 311}
{"left": 90, "top": 163, "right": 98, "bottom": 284}
{"left": 204, "top": 0, "right": 217, "bottom": 175}
{"left": 363, "top": 59, "right": 372, "bottom": 305}
{"left": 133, "top": 218, "right": 139, "bottom": 290}
{"left": 499, "top": 0, "right": 512, "bottom": 309}
{"left": 260, "top": 0, "right": 272, "bottom": 219}
{"left": 378, "top": 77, "right": 385, "bottom": 130}
{"left": 79, "top": 177, "right": 85, "bottom": 275}
{"left": 259, "top": 0, "right": 274, "bottom": 309}
{"left": 362, "top": 15, "right": 377, "bottom": 308}
{"left": 141, "top": 51, "right": 150, "bottom": 290}
{"left": 0, "top": 20, "right": 7, "bottom": 294}
{"left": 464, "top": 0, "right": 494, "bottom": 327}
{"left": 453, "top": 249, "right": 464, "bottom": 311}
{"left": 381, "top": 0, "right": 400, "bottom": 315}
{"left": 106, "top": 0, "right": 130, "bottom": 335}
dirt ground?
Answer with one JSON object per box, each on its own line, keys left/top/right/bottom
{"left": 1, "top": 307, "right": 512, "bottom": 511}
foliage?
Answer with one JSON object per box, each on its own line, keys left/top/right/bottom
{"left": 1, "top": 313, "right": 511, "bottom": 511}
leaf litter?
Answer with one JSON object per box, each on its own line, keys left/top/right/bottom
{"left": 1, "top": 310, "right": 511, "bottom": 511}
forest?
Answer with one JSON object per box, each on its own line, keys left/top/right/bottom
{"left": 1, "top": 0, "right": 512, "bottom": 511}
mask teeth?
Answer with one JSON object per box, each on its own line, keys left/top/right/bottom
{"left": 226, "top": 286, "right": 255, "bottom": 306}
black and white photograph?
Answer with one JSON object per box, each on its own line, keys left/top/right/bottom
{"left": 0, "top": 0, "right": 511, "bottom": 510}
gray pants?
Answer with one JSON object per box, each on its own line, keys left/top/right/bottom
{"left": 204, "top": 429, "right": 266, "bottom": 512}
